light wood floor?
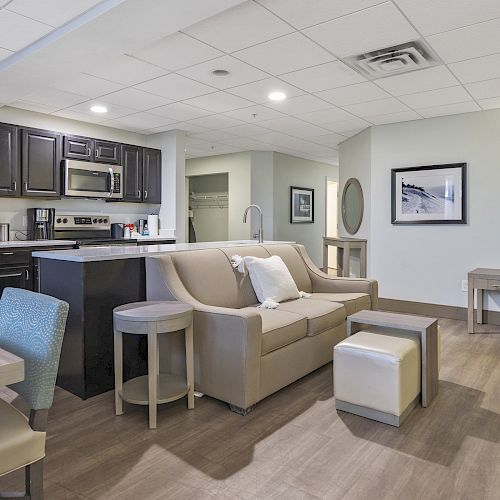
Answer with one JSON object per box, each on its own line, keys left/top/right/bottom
{"left": 1, "top": 317, "right": 500, "bottom": 499}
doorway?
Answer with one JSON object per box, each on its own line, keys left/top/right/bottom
{"left": 325, "top": 177, "right": 338, "bottom": 274}
{"left": 187, "top": 173, "right": 229, "bottom": 243}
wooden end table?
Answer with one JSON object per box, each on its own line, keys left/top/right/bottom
{"left": 467, "top": 268, "right": 500, "bottom": 333}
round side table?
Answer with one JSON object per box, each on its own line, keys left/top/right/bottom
{"left": 113, "top": 301, "right": 194, "bottom": 429}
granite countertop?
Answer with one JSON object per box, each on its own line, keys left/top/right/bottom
{"left": 33, "top": 240, "right": 293, "bottom": 263}
{"left": 0, "top": 240, "right": 76, "bottom": 248}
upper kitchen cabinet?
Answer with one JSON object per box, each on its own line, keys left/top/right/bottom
{"left": 142, "top": 148, "right": 161, "bottom": 204}
{"left": 21, "top": 128, "right": 61, "bottom": 198}
{"left": 63, "top": 135, "right": 93, "bottom": 161}
{"left": 0, "top": 123, "right": 20, "bottom": 197}
{"left": 95, "top": 140, "right": 120, "bottom": 165}
{"left": 121, "top": 144, "right": 143, "bottom": 202}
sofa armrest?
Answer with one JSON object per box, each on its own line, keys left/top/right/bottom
{"left": 146, "top": 256, "right": 262, "bottom": 409}
{"left": 294, "top": 244, "right": 379, "bottom": 310}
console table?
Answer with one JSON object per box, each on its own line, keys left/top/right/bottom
{"left": 468, "top": 268, "right": 500, "bottom": 333}
{"left": 323, "top": 236, "right": 367, "bottom": 278}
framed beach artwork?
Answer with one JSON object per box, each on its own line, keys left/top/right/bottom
{"left": 391, "top": 163, "right": 467, "bottom": 225}
{"left": 290, "top": 186, "right": 314, "bottom": 223}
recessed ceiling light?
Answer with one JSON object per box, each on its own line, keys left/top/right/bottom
{"left": 268, "top": 91, "right": 286, "bottom": 101}
{"left": 90, "top": 105, "right": 107, "bottom": 113}
{"left": 212, "top": 69, "right": 230, "bottom": 76}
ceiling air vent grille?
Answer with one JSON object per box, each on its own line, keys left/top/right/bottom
{"left": 345, "top": 41, "right": 440, "bottom": 78}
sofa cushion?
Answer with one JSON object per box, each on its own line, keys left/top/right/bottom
{"left": 244, "top": 307, "right": 307, "bottom": 355}
{"left": 310, "top": 292, "right": 371, "bottom": 316}
{"left": 263, "top": 244, "right": 312, "bottom": 293}
{"left": 278, "top": 298, "right": 346, "bottom": 336}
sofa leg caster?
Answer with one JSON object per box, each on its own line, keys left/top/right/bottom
{"left": 229, "top": 404, "right": 256, "bottom": 416}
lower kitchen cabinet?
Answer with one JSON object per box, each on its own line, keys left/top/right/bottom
{"left": 0, "top": 266, "right": 31, "bottom": 294}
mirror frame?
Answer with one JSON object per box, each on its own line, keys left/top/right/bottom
{"left": 341, "top": 178, "right": 364, "bottom": 235}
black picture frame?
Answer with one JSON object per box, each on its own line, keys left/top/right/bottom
{"left": 290, "top": 186, "right": 314, "bottom": 223}
{"left": 391, "top": 163, "right": 467, "bottom": 225}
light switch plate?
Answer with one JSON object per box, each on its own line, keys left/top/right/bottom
{"left": 461, "top": 280, "right": 468, "bottom": 292}
{"left": 22, "top": 215, "right": 27, "bottom": 227}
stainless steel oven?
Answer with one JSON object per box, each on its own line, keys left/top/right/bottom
{"left": 62, "top": 159, "right": 123, "bottom": 199}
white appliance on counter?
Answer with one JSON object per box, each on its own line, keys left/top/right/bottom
{"left": 62, "top": 159, "right": 123, "bottom": 199}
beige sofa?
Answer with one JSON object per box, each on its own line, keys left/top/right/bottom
{"left": 146, "top": 243, "right": 378, "bottom": 414}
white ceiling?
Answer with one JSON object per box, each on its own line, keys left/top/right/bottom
{"left": 1, "top": 0, "right": 500, "bottom": 165}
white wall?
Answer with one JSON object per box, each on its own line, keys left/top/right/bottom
{"left": 273, "top": 153, "right": 339, "bottom": 266}
{"left": 186, "top": 152, "right": 252, "bottom": 240}
{"left": 340, "top": 108, "right": 500, "bottom": 310}
{"left": 250, "top": 151, "right": 274, "bottom": 239}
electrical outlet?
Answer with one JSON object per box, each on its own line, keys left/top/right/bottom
{"left": 461, "top": 280, "right": 468, "bottom": 292}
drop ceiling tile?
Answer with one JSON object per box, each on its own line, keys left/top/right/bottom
{"left": 342, "top": 97, "right": 410, "bottom": 117}
{"left": 399, "top": 86, "right": 472, "bottom": 109}
{"left": 0, "top": 48, "right": 13, "bottom": 62}
{"left": 11, "top": 100, "right": 59, "bottom": 114}
{"left": 186, "top": 114, "right": 244, "bottom": 130}
{"left": 134, "top": 74, "right": 215, "bottom": 101}
{"left": 52, "top": 109, "right": 108, "bottom": 124}
{"left": 285, "top": 124, "right": 334, "bottom": 138}
{"left": 183, "top": 1, "right": 293, "bottom": 53}
{"left": 227, "top": 78, "right": 305, "bottom": 103}
{"left": 449, "top": 53, "right": 500, "bottom": 84}
{"left": 105, "top": 111, "right": 176, "bottom": 130}
{"left": 0, "top": 9, "right": 53, "bottom": 51}
{"left": 369, "top": 110, "right": 421, "bottom": 125}
{"left": 223, "top": 105, "right": 285, "bottom": 122}
{"left": 427, "top": 18, "right": 500, "bottom": 63}
{"left": 258, "top": 116, "right": 309, "bottom": 131}
{"left": 465, "top": 78, "right": 500, "bottom": 100}
{"left": 393, "top": 0, "right": 500, "bottom": 36}
{"left": 321, "top": 117, "right": 371, "bottom": 133}
{"left": 85, "top": 55, "right": 168, "bottom": 86}
{"left": 23, "top": 87, "right": 87, "bottom": 108}
{"left": 99, "top": 88, "right": 172, "bottom": 111}
{"left": 418, "top": 101, "right": 481, "bottom": 118}
{"left": 258, "top": 0, "right": 386, "bottom": 30}
{"left": 304, "top": 2, "right": 419, "bottom": 58}
{"left": 266, "top": 94, "right": 332, "bottom": 115}
{"left": 148, "top": 102, "right": 211, "bottom": 121}
{"left": 167, "top": 122, "right": 209, "bottom": 134}
{"left": 178, "top": 55, "right": 269, "bottom": 90}
{"left": 53, "top": 73, "right": 124, "bottom": 98}
{"left": 295, "top": 106, "right": 357, "bottom": 125}
{"left": 6, "top": 0, "right": 102, "bottom": 27}
{"left": 191, "top": 130, "right": 240, "bottom": 143}
{"left": 66, "top": 100, "right": 136, "bottom": 120}
{"left": 478, "top": 97, "right": 500, "bottom": 110}
{"left": 375, "top": 66, "right": 459, "bottom": 96}
{"left": 234, "top": 33, "right": 335, "bottom": 76}
{"left": 182, "top": 91, "right": 254, "bottom": 113}
{"left": 307, "top": 132, "right": 347, "bottom": 147}
{"left": 280, "top": 61, "right": 366, "bottom": 93}
{"left": 218, "top": 136, "right": 266, "bottom": 148}
{"left": 316, "top": 81, "right": 389, "bottom": 106}
{"left": 225, "top": 123, "right": 273, "bottom": 137}
{"left": 132, "top": 32, "right": 223, "bottom": 72}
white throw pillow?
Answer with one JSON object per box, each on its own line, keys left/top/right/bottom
{"left": 243, "top": 255, "right": 300, "bottom": 304}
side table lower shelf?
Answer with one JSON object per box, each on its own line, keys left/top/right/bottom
{"left": 120, "top": 373, "right": 189, "bottom": 405}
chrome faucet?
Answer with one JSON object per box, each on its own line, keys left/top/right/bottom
{"left": 243, "top": 205, "right": 264, "bottom": 243}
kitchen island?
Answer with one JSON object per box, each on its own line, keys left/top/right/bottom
{"left": 34, "top": 241, "right": 292, "bottom": 399}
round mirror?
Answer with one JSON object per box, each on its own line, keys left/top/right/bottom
{"left": 342, "top": 178, "right": 364, "bottom": 235}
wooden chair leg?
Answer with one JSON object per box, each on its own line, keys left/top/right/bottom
{"left": 25, "top": 459, "right": 44, "bottom": 500}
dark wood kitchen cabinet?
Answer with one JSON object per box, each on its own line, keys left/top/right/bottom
{"left": 21, "top": 128, "right": 61, "bottom": 198}
{"left": 0, "top": 123, "right": 20, "bottom": 196}
{"left": 143, "top": 148, "right": 161, "bottom": 203}
{"left": 63, "top": 134, "right": 93, "bottom": 161}
{"left": 122, "top": 144, "right": 143, "bottom": 202}
{"left": 0, "top": 248, "right": 32, "bottom": 295}
{"left": 94, "top": 140, "right": 120, "bottom": 165}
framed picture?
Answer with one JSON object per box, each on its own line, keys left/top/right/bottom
{"left": 391, "top": 163, "right": 467, "bottom": 225}
{"left": 290, "top": 186, "right": 314, "bottom": 223}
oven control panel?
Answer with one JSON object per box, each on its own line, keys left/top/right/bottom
{"left": 54, "top": 214, "right": 111, "bottom": 230}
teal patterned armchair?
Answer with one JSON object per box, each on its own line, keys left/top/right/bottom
{"left": 0, "top": 287, "right": 69, "bottom": 500}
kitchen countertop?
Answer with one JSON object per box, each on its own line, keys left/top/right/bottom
{"left": 0, "top": 240, "right": 76, "bottom": 248}
{"left": 33, "top": 240, "right": 293, "bottom": 263}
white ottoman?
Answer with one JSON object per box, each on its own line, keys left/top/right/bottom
{"left": 334, "top": 330, "right": 421, "bottom": 427}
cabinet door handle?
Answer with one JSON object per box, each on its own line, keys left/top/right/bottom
{"left": 12, "top": 181, "right": 16, "bottom": 192}
{"left": 2, "top": 252, "right": 14, "bottom": 256}
{"left": 87, "top": 147, "right": 92, "bottom": 157}
{"left": 138, "top": 190, "right": 141, "bottom": 198}
{"left": 25, "top": 268, "right": 29, "bottom": 281}
{"left": 95, "top": 149, "right": 99, "bottom": 158}
{"left": 144, "top": 189, "right": 148, "bottom": 199}
{"left": 0, "top": 272, "right": 22, "bottom": 278}
{"left": 23, "top": 182, "right": 28, "bottom": 192}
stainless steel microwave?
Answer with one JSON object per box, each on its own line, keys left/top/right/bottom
{"left": 62, "top": 159, "right": 123, "bottom": 199}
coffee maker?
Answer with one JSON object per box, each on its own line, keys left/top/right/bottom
{"left": 27, "top": 208, "right": 55, "bottom": 240}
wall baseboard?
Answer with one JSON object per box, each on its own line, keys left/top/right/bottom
{"left": 379, "top": 297, "right": 500, "bottom": 326}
